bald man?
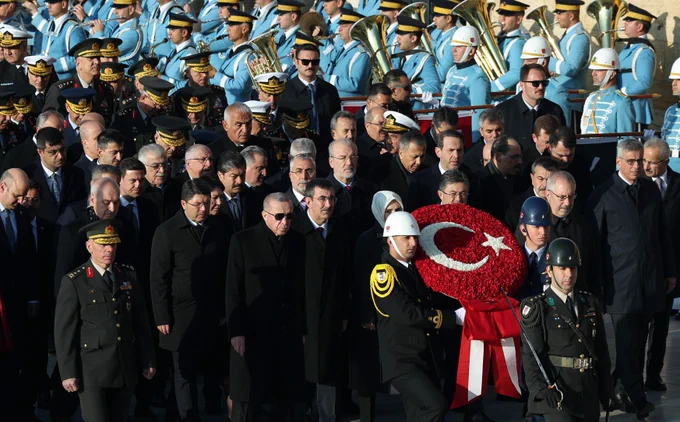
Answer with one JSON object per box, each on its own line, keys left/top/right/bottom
{"left": 66, "top": 113, "right": 107, "bottom": 166}
{"left": 74, "top": 121, "right": 105, "bottom": 183}
{"left": 357, "top": 107, "right": 390, "bottom": 181}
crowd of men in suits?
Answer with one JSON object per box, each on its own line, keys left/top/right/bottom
{"left": 0, "top": 0, "right": 680, "bottom": 421}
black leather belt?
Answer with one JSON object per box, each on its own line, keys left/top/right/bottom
{"left": 549, "top": 355, "right": 593, "bottom": 370}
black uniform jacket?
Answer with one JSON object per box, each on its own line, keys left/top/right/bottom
{"left": 54, "top": 260, "right": 155, "bottom": 389}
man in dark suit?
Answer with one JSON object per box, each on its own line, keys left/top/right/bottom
{"left": 494, "top": 64, "right": 566, "bottom": 151}
{"left": 521, "top": 114, "right": 560, "bottom": 176}
{"left": 545, "top": 126, "right": 594, "bottom": 212}
{"left": 216, "top": 151, "right": 262, "bottom": 233}
{"left": 642, "top": 139, "right": 680, "bottom": 392}
{"left": 1, "top": 109, "right": 64, "bottom": 173}
{"left": 164, "top": 143, "right": 215, "bottom": 214}
{"left": 226, "top": 192, "right": 306, "bottom": 421}
{"left": 587, "top": 139, "right": 675, "bottom": 419}
{"left": 283, "top": 43, "right": 342, "bottom": 147}
{"left": 150, "top": 179, "right": 227, "bottom": 421}
{"left": 286, "top": 153, "right": 316, "bottom": 215}
{"left": 355, "top": 83, "right": 392, "bottom": 138}
{"left": 462, "top": 108, "right": 504, "bottom": 174}
{"left": 356, "top": 107, "right": 391, "bottom": 183}
{"left": 513, "top": 197, "right": 551, "bottom": 300}
{"left": 54, "top": 219, "right": 155, "bottom": 422}
{"left": 423, "top": 107, "right": 458, "bottom": 158}
{"left": 475, "top": 135, "right": 524, "bottom": 224}
{"left": 376, "top": 131, "right": 427, "bottom": 209}
{"left": 22, "top": 127, "right": 87, "bottom": 223}
{"left": 73, "top": 120, "right": 103, "bottom": 184}
{"left": 0, "top": 169, "right": 37, "bottom": 420}
{"left": 506, "top": 156, "right": 560, "bottom": 230}
{"left": 137, "top": 143, "right": 182, "bottom": 222}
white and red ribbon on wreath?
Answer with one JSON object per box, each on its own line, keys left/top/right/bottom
{"left": 452, "top": 298, "right": 521, "bottom": 408}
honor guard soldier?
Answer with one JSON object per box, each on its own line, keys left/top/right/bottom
{"left": 175, "top": 86, "right": 217, "bottom": 130}
{"left": 371, "top": 211, "right": 456, "bottom": 422}
{"left": 152, "top": 115, "right": 190, "bottom": 176}
{"left": 112, "top": 77, "right": 174, "bottom": 155}
{"left": 54, "top": 219, "right": 156, "bottom": 422}
{"left": 492, "top": 0, "right": 529, "bottom": 92}
{"left": 392, "top": 15, "right": 440, "bottom": 110}
{"left": 100, "top": 62, "right": 134, "bottom": 113}
{"left": 245, "top": 100, "right": 271, "bottom": 136}
{"left": 208, "top": 9, "right": 254, "bottom": 103}
{"left": 25, "top": 0, "right": 87, "bottom": 79}
{"left": 323, "top": 10, "right": 371, "bottom": 97}
{"left": 43, "top": 39, "right": 116, "bottom": 121}
{"left": 24, "top": 55, "right": 56, "bottom": 112}
{"left": 580, "top": 48, "right": 634, "bottom": 135}
{"left": 617, "top": 4, "right": 656, "bottom": 130}
{"left": 192, "top": 0, "right": 239, "bottom": 54}
{"left": 379, "top": 0, "right": 407, "bottom": 56}
{"left": 60, "top": 87, "right": 96, "bottom": 147}
{"left": 519, "top": 237, "right": 616, "bottom": 422}
{"left": 430, "top": 0, "right": 457, "bottom": 84}
{"left": 520, "top": 36, "right": 570, "bottom": 118}
{"left": 107, "top": 0, "right": 144, "bottom": 66}
{"left": 253, "top": 71, "right": 287, "bottom": 130}
{"left": 274, "top": 0, "right": 303, "bottom": 69}
{"left": 159, "top": 13, "right": 199, "bottom": 84}
{"left": 661, "top": 57, "right": 680, "bottom": 167}
{"left": 142, "top": 0, "right": 184, "bottom": 56}
{"left": 548, "top": 0, "right": 591, "bottom": 117}
{"left": 249, "top": 0, "right": 278, "bottom": 39}
{"left": 442, "top": 25, "right": 490, "bottom": 134}
{"left": 178, "top": 52, "right": 227, "bottom": 125}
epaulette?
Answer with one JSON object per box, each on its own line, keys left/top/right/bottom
{"left": 56, "top": 80, "right": 75, "bottom": 90}
{"left": 615, "top": 89, "right": 628, "bottom": 99}
{"left": 119, "top": 263, "right": 135, "bottom": 271}
{"left": 370, "top": 264, "right": 400, "bottom": 317}
{"left": 115, "top": 107, "right": 133, "bottom": 117}
{"left": 578, "top": 289, "right": 594, "bottom": 297}
{"left": 124, "top": 75, "right": 135, "bottom": 84}
{"left": 519, "top": 294, "right": 546, "bottom": 328}
{"left": 67, "top": 266, "right": 85, "bottom": 280}
{"left": 210, "top": 84, "right": 224, "bottom": 93}
{"left": 121, "top": 96, "right": 136, "bottom": 108}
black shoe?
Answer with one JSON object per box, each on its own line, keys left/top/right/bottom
{"left": 463, "top": 412, "right": 496, "bottom": 422}
{"left": 134, "top": 405, "right": 158, "bottom": 421}
{"left": 615, "top": 392, "right": 637, "bottom": 413}
{"left": 634, "top": 400, "right": 655, "bottom": 420}
{"left": 645, "top": 376, "right": 667, "bottom": 391}
{"left": 205, "top": 399, "right": 223, "bottom": 415}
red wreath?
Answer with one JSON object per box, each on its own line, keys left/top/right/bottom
{"left": 411, "top": 204, "right": 527, "bottom": 408}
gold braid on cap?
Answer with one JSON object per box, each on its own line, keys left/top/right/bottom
{"left": 100, "top": 42, "right": 121, "bottom": 58}
{"left": 180, "top": 96, "right": 208, "bottom": 113}
{"left": 186, "top": 56, "right": 213, "bottom": 73}
{"left": 13, "top": 97, "right": 32, "bottom": 114}
{"left": 76, "top": 42, "right": 101, "bottom": 58}
{"left": 66, "top": 98, "right": 94, "bottom": 115}
{"left": 252, "top": 113, "right": 271, "bottom": 125}
{"left": 145, "top": 89, "right": 169, "bottom": 106}
{"left": 158, "top": 129, "right": 186, "bottom": 147}
{"left": 0, "top": 99, "right": 14, "bottom": 116}
{"left": 283, "top": 112, "right": 310, "bottom": 129}
{"left": 100, "top": 67, "right": 123, "bottom": 82}
{"left": 257, "top": 77, "right": 286, "bottom": 95}
{"left": 88, "top": 234, "right": 122, "bottom": 245}
{"left": 136, "top": 63, "right": 160, "bottom": 78}
{"left": 0, "top": 32, "right": 24, "bottom": 48}
{"left": 382, "top": 114, "right": 410, "bottom": 133}
{"left": 28, "top": 60, "right": 53, "bottom": 76}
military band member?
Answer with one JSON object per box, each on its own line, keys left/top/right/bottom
{"left": 141, "top": 0, "right": 183, "bottom": 56}
{"left": 320, "top": 0, "right": 344, "bottom": 38}
{"left": 159, "top": 13, "right": 198, "bottom": 84}
{"left": 208, "top": 9, "right": 254, "bottom": 103}
{"left": 580, "top": 48, "right": 634, "bottom": 135}
{"left": 78, "top": 0, "right": 116, "bottom": 30}
{"left": 357, "top": 0, "right": 380, "bottom": 16}
{"left": 54, "top": 219, "right": 155, "bottom": 422}
{"left": 379, "top": 0, "right": 406, "bottom": 56}
{"left": 249, "top": 0, "right": 278, "bottom": 39}
{"left": 371, "top": 211, "right": 456, "bottom": 422}
{"left": 442, "top": 25, "right": 490, "bottom": 136}
{"left": 60, "top": 87, "right": 96, "bottom": 147}
{"left": 661, "top": 57, "right": 680, "bottom": 168}
{"left": 24, "top": 55, "right": 56, "bottom": 112}
{"left": 617, "top": 4, "right": 656, "bottom": 129}
{"left": 189, "top": 0, "right": 221, "bottom": 36}
{"left": 106, "top": 0, "right": 144, "bottom": 66}
{"left": 548, "top": 0, "right": 590, "bottom": 114}
{"left": 392, "top": 15, "right": 439, "bottom": 110}
{"left": 492, "top": 0, "right": 529, "bottom": 92}
{"left": 175, "top": 85, "right": 218, "bottom": 130}
{"left": 274, "top": 0, "right": 303, "bottom": 70}
{"left": 323, "top": 10, "right": 370, "bottom": 97}
{"left": 100, "top": 61, "right": 132, "bottom": 113}
{"left": 193, "top": 0, "right": 239, "bottom": 54}
{"left": 25, "top": 0, "right": 87, "bottom": 79}
{"left": 520, "top": 237, "right": 615, "bottom": 422}
{"left": 430, "top": 0, "right": 457, "bottom": 84}
{"left": 520, "top": 36, "right": 570, "bottom": 118}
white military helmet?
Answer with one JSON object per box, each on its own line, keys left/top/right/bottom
{"left": 521, "top": 36, "right": 551, "bottom": 65}
{"left": 383, "top": 211, "right": 421, "bottom": 237}
{"left": 589, "top": 48, "right": 619, "bottom": 86}
{"left": 669, "top": 57, "right": 680, "bottom": 80}
{"left": 450, "top": 26, "right": 480, "bottom": 64}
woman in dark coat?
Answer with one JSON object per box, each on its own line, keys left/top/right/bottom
{"left": 347, "top": 190, "right": 404, "bottom": 422}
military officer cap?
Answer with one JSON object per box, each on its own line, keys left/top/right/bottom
{"left": 167, "top": 12, "right": 197, "bottom": 29}
{"left": 61, "top": 88, "right": 96, "bottom": 115}
{"left": 275, "top": 0, "right": 304, "bottom": 14}
{"left": 545, "top": 237, "right": 581, "bottom": 267}
{"left": 177, "top": 86, "right": 210, "bottom": 113}
{"left": 497, "top": 0, "right": 529, "bottom": 16}
{"left": 112, "top": 0, "right": 135, "bottom": 7}
{"left": 623, "top": 4, "right": 656, "bottom": 23}
{"left": 192, "top": 129, "right": 222, "bottom": 145}
{"left": 100, "top": 62, "right": 128, "bottom": 82}
{"left": 139, "top": 77, "right": 173, "bottom": 106}
{"left": 0, "top": 89, "right": 15, "bottom": 116}
{"left": 181, "top": 52, "right": 214, "bottom": 73}
{"left": 431, "top": 0, "right": 457, "bottom": 16}
{"left": 254, "top": 72, "right": 288, "bottom": 95}
{"left": 68, "top": 38, "right": 103, "bottom": 58}
{"left": 11, "top": 84, "right": 35, "bottom": 115}
{"left": 294, "top": 31, "right": 321, "bottom": 47}
{"left": 227, "top": 9, "right": 257, "bottom": 25}
{"left": 339, "top": 10, "right": 364, "bottom": 25}
{"left": 153, "top": 116, "right": 191, "bottom": 147}
{"left": 79, "top": 219, "right": 122, "bottom": 245}
{"left": 129, "top": 57, "right": 160, "bottom": 78}
{"left": 280, "top": 98, "right": 312, "bottom": 129}
{"left": 217, "top": 0, "right": 240, "bottom": 6}
{"left": 553, "top": 0, "right": 584, "bottom": 13}
{"left": 383, "top": 110, "right": 419, "bottom": 133}
{"left": 379, "top": 0, "right": 407, "bottom": 11}
{"left": 396, "top": 16, "right": 427, "bottom": 35}
{"left": 245, "top": 100, "right": 272, "bottom": 125}
{"left": 0, "top": 26, "right": 32, "bottom": 49}
{"left": 25, "top": 55, "right": 56, "bottom": 77}
{"left": 100, "top": 38, "right": 123, "bottom": 58}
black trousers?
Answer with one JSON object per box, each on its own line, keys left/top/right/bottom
{"left": 544, "top": 412, "right": 598, "bottom": 422}
{"left": 78, "top": 385, "right": 134, "bottom": 422}
{"left": 610, "top": 313, "right": 651, "bottom": 403}
{"left": 0, "top": 350, "right": 20, "bottom": 420}
{"left": 231, "top": 400, "right": 306, "bottom": 422}
{"left": 50, "top": 363, "right": 80, "bottom": 422}
{"left": 171, "top": 350, "right": 200, "bottom": 421}
{"left": 18, "top": 315, "right": 49, "bottom": 416}
{"left": 391, "top": 368, "right": 449, "bottom": 422}
{"left": 646, "top": 295, "right": 674, "bottom": 378}
{"left": 358, "top": 391, "right": 376, "bottom": 422}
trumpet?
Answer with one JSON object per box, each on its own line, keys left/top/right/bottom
{"left": 197, "top": 17, "right": 228, "bottom": 24}
{"left": 196, "top": 34, "right": 229, "bottom": 53}
{"left": 149, "top": 37, "right": 168, "bottom": 58}
{"left": 76, "top": 17, "right": 120, "bottom": 28}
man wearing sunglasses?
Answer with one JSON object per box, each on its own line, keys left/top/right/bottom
{"left": 226, "top": 192, "right": 307, "bottom": 422}
{"left": 494, "top": 63, "right": 566, "bottom": 151}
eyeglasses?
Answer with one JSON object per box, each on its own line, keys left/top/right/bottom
{"left": 41, "top": 147, "right": 66, "bottom": 156}
{"left": 548, "top": 190, "right": 577, "bottom": 202}
{"left": 187, "top": 156, "right": 213, "bottom": 164}
{"left": 313, "top": 195, "right": 337, "bottom": 204}
{"left": 331, "top": 155, "right": 359, "bottom": 162}
{"left": 366, "top": 121, "right": 385, "bottom": 127}
{"left": 299, "top": 59, "right": 320, "bottom": 67}
{"left": 522, "top": 80, "right": 549, "bottom": 88}
{"left": 439, "top": 190, "right": 469, "bottom": 199}
{"left": 622, "top": 158, "right": 643, "bottom": 166}
{"left": 145, "top": 162, "right": 168, "bottom": 170}
{"left": 186, "top": 201, "right": 210, "bottom": 210}
{"left": 264, "top": 210, "right": 295, "bottom": 221}
{"left": 291, "top": 168, "right": 315, "bottom": 176}
{"left": 642, "top": 158, "right": 668, "bottom": 166}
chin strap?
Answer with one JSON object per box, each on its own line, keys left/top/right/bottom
{"left": 388, "top": 236, "right": 408, "bottom": 260}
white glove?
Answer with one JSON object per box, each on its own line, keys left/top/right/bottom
{"left": 643, "top": 129, "right": 655, "bottom": 140}
{"left": 420, "top": 91, "right": 439, "bottom": 107}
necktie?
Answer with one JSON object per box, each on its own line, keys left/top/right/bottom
{"left": 528, "top": 252, "right": 538, "bottom": 286}
{"left": 36, "top": 92, "right": 45, "bottom": 105}
{"left": 127, "top": 203, "right": 139, "bottom": 235}
{"left": 2, "top": 209, "right": 15, "bottom": 252}
{"left": 565, "top": 296, "right": 576, "bottom": 320}
{"left": 102, "top": 271, "right": 113, "bottom": 291}
{"left": 628, "top": 183, "right": 639, "bottom": 204}
{"left": 51, "top": 173, "right": 61, "bottom": 206}
{"left": 656, "top": 178, "right": 666, "bottom": 198}
{"left": 194, "top": 224, "right": 204, "bottom": 238}
{"left": 345, "top": 185, "right": 352, "bottom": 193}
{"left": 326, "top": 19, "right": 331, "bottom": 27}
{"left": 530, "top": 108, "right": 537, "bottom": 123}
{"left": 48, "top": 20, "right": 55, "bottom": 32}
{"left": 277, "top": 34, "right": 286, "bottom": 48}
{"left": 153, "top": 7, "right": 160, "bottom": 19}
{"left": 316, "top": 226, "right": 325, "bottom": 239}
{"left": 307, "top": 84, "right": 319, "bottom": 132}
{"left": 300, "top": 200, "right": 307, "bottom": 210}
{"left": 230, "top": 198, "right": 242, "bottom": 230}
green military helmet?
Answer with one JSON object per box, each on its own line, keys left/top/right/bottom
{"left": 545, "top": 237, "right": 581, "bottom": 268}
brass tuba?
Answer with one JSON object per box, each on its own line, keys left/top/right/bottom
{"left": 526, "top": 5, "right": 566, "bottom": 62}
{"left": 587, "top": 0, "right": 628, "bottom": 48}
{"left": 245, "top": 29, "right": 283, "bottom": 84}
{"left": 350, "top": 14, "right": 394, "bottom": 83}
{"left": 300, "top": 10, "right": 328, "bottom": 37}
{"left": 397, "top": 2, "right": 436, "bottom": 64}
{"left": 452, "top": 0, "right": 507, "bottom": 81}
